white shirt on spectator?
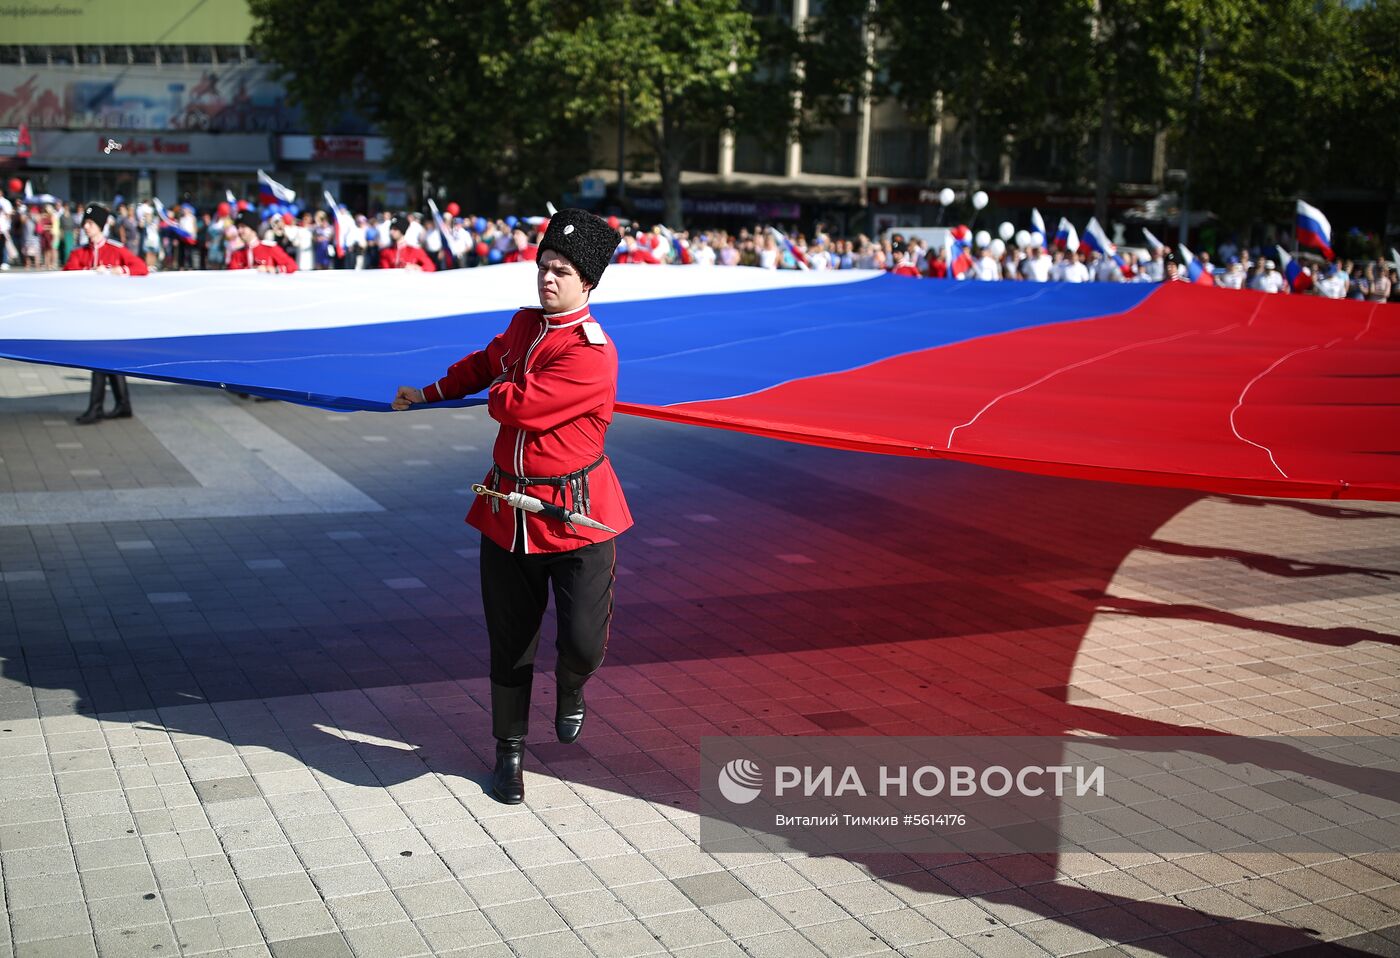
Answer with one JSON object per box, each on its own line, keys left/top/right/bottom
{"left": 976, "top": 253, "right": 1001, "bottom": 281}
{"left": 1061, "top": 261, "right": 1089, "bottom": 283}
{"left": 1316, "top": 272, "right": 1348, "bottom": 299}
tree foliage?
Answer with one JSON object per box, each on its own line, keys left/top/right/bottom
{"left": 251, "top": 0, "right": 1397, "bottom": 234}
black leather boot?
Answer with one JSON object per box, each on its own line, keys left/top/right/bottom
{"left": 491, "top": 740, "right": 524, "bottom": 805}
{"left": 107, "top": 375, "right": 133, "bottom": 419}
{"left": 75, "top": 372, "right": 106, "bottom": 425}
{"left": 490, "top": 682, "right": 530, "bottom": 804}
{"left": 555, "top": 666, "right": 589, "bottom": 745}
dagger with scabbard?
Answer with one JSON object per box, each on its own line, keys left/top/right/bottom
{"left": 471, "top": 484, "right": 618, "bottom": 535}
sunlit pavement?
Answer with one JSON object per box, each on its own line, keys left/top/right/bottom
{"left": 1, "top": 359, "right": 1397, "bottom": 958}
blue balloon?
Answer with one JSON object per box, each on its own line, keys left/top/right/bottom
{"left": 474, "top": 217, "right": 487, "bottom": 234}
{"left": 504, "top": 215, "right": 518, "bottom": 228}
{"left": 487, "top": 248, "right": 503, "bottom": 264}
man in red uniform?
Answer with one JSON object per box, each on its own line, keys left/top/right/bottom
{"left": 392, "top": 209, "right": 630, "bottom": 804}
{"left": 226, "top": 210, "right": 298, "bottom": 272}
{"left": 64, "top": 204, "right": 148, "bottom": 424}
{"left": 378, "top": 215, "right": 436, "bottom": 271}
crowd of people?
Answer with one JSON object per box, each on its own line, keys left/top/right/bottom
{"left": 2, "top": 191, "right": 1396, "bottom": 302}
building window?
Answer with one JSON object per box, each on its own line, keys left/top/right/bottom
{"left": 801, "top": 127, "right": 857, "bottom": 178}
{"left": 68, "top": 168, "right": 142, "bottom": 207}
{"left": 734, "top": 133, "right": 786, "bottom": 176}
{"left": 869, "top": 128, "right": 928, "bottom": 180}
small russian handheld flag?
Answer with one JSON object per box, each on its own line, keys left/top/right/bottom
{"left": 1177, "top": 244, "right": 1215, "bottom": 286}
{"left": 1295, "top": 199, "right": 1333, "bottom": 260}
{"left": 768, "top": 227, "right": 809, "bottom": 270}
{"left": 1055, "top": 218, "right": 1079, "bottom": 252}
{"left": 1030, "top": 208, "right": 1048, "bottom": 245}
{"left": 1276, "top": 246, "right": 1313, "bottom": 293}
{"left": 1081, "top": 217, "right": 1116, "bottom": 257}
{"left": 325, "top": 190, "right": 355, "bottom": 259}
{"left": 257, "top": 169, "right": 297, "bottom": 206}
{"left": 945, "top": 225, "right": 976, "bottom": 279}
{"left": 153, "top": 198, "right": 196, "bottom": 245}
{"left": 1140, "top": 227, "right": 1165, "bottom": 254}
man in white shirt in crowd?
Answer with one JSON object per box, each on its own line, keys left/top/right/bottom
{"left": 1316, "top": 264, "right": 1348, "bottom": 299}
{"left": 976, "top": 245, "right": 1001, "bottom": 281}
{"left": 1020, "top": 244, "right": 1051, "bottom": 282}
{"left": 1216, "top": 258, "right": 1247, "bottom": 290}
{"left": 1144, "top": 246, "right": 1166, "bottom": 282}
{"left": 690, "top": 235, "right": 717, "bottom": 266}
{"left": 404, "top": 213, "right": 426, "bottom": 249}
{"left": 1060, "top": 249, "right": 1089, "bottom": 283}
{"left": 1252, "top": 259, "right": 1286, "bottom": 293}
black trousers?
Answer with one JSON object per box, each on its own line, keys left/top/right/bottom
{"left": 481, "top": 534, "right": 616, "bottom": 689}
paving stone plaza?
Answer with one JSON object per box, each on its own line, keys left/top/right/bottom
{"left": 0, "top": 360, "right": 1397, "bottom": 957}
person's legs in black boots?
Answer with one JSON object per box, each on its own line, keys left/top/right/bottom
{"left": 550, "top": 538, "right": 616, "bottom": 744}
{"left": 489, "top": 682, "right": 530, "bottom": 804}
{"left": 555, "top": 665, "right": 589, "bottom": 745}
{"left": 481, "top": 536, "right": 550, "bottom": 804}
{"left": 107, "top": 375, "right": 133, "bottom": 419}
{"left": 75, "top": 371, "right": 107, "bottom": 425}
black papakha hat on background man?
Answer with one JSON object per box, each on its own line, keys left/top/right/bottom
{"left": 83, "top": 204, "right": 111, "bottom": 230}
{"left": 538, "top": 208, "right": 618, "bottom": 289}
{"left": 235, "top": 209, "right": 261, "bottom": 232}
{"left": 390, "top": 215, "right": 410, "bottom": 235}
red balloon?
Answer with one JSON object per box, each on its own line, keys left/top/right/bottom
{"left": 216, "top": 202, "right": 230, "bottom": 217}
{"left": 6, "top": 178, "right": 21, "bottom": 195}
{"left": 474, "top": 241, "right": 489, "bottom": 257}
{"left": 282, "top": 213, "right": 295, "bottom": 225}
{"left": 236, "top": 199, "right": 250, "bottom": 211}
{"left": 446, "top": 202, "right": 460, "bottom": 217}
{"left": 606, "top": 215, "right": 620, "bottom": 230}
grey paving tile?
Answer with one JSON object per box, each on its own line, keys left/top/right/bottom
{"left": 674, "top": 870, "right": 755, "bottom": 907}
{"left": 266, "top": 933, "right": 355, "bottom": 958}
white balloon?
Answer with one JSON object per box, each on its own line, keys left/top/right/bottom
{"left": 974, "top": 230, "right": 992, "bottom": 249}
{"left": 971, "top": 190, "right": 989, "bottom": 210}
{"left": 990, "top": 238, "right": 1006, "bottom": 257}
{"left": 938, "top": 188, "right": 955, "bottom": 206}
{"left": 1030, "top": 230, "right": 1046, "bottom": 247}
{"left": 998, "top": 221, "right": 1014, "bottom": 241}
{"left": 1015, "top": 229, "right": 1032, "bottom": 249}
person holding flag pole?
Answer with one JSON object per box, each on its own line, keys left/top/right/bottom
{"left": 62, "top": 204, "right": 148, "bottom": 424}
{"left": 390, "top": 209, "right": 631, "bottom": 805}
{"left": 427, "top": 198, "right": 466, "bottom": 269}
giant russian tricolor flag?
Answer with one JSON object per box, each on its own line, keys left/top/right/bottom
{"left": 1296, "top": 199, "right": 1333, "bottom": 260}
{"left": 1, "top": 267, "right": 1396, "bottom": 501}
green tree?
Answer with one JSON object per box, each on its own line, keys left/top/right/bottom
{"left": 1185, "top": 0, "right": 1361, "bottom": 232}
{"left": 248, "top": 0, "right": 601, "bottom": 211}
{"left": 554, "top": 0, "right": 771, "bottom": 227}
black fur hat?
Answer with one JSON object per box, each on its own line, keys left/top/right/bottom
{"left": 538, "top": 209, "right": 618, "bottom": 288}
{"left": 235, "top": 210, "right": 261, "bottom": 232}
{"left": 390, "top": 215, "right": 410, "bottom": 235}
{"left": 83, "top": 204, "right": 111, "bottom": 230}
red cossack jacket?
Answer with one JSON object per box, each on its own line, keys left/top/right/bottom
{"left": 63, "top": 241, "right": 149, "bottom": 274}
{"left": 420, "top": 303, "right": 632, "bottom": 553}
{"left": 379, "top": 245, "right": 437, "bottom": 271}
{"left": 226, "top": 243, "right": 299, "bottom": 272}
